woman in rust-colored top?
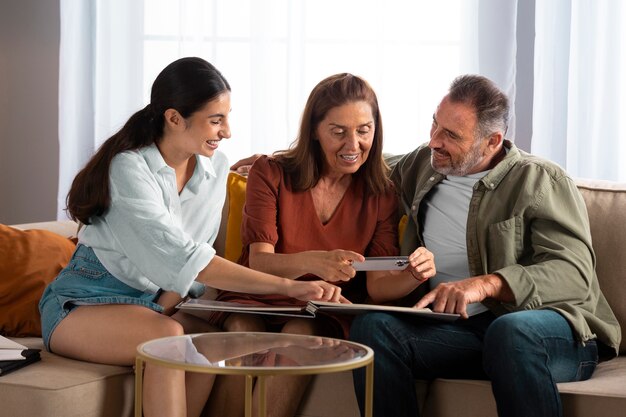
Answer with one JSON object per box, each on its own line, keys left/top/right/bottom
{"left": 217, "top": 154, "right": 399, "bottom": 321}
{"left": 204, "top": 74, "right": 436, "bottom": 417}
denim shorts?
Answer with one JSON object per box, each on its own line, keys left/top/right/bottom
{"left": 39, "top": 244, "right": 164, "bottom": 350}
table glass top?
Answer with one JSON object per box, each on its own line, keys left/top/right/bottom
{"left": 139, "top": 332, "right": 372, "bottom": 371}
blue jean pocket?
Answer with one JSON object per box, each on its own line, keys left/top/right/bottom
{"left": 576, "top": 360, "right": 597, "bottom": 381}
{"left": 69, "top": 248, "right": 108, "bottom": 280}
{"left": 73, "top": 266, "right": 106, "bottom": 279}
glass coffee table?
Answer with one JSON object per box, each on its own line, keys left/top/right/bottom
{"left": 135, "top": 332, "right": 373, "bottom": 417}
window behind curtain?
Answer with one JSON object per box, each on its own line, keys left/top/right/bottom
{"left": 140, "top": 0, "right": 463, "bottom": 162}
{"left": 532, "top": 0, "right": 626, "bottom": 181}
{"left": 59, "top": 0, "right": 524, "bottom": 219}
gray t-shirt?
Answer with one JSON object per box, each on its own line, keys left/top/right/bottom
{"left": 422, "top": 171, "right": 489, "bottom": 316}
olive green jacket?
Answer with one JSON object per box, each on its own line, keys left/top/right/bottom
{"left": 388, "top": 140, "right": 621, "bottom": 356}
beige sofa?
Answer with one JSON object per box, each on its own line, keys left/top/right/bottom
{"left": 2, "top": 178, "right": 625, "bottom": 417}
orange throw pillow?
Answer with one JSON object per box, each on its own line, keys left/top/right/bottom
{"left": 0, "top": 224, "right": 76, "bottom": 337}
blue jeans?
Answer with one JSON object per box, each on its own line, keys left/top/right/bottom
{"left": 39, "top": 244, "right": 163, "bottom": 351}
{"left": 350, "top": 310, "right": 598, "bottom": 417}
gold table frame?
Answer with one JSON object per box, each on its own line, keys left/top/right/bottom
{"left": 134, "top": 332, "right": 374, "bottom": 417}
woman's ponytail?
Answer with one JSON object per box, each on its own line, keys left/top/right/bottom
{"left": 66, "top": 105, "right": 158, "bottom": 224}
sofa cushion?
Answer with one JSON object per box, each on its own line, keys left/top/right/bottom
{"left": 0, "top": 338, "right": 133, "bottom": 417}
{"left": 0, "top": 225, "right": 76, "bottom": 337}
{"left": 298, "top": 358, "right": 626, "bottom": 417}
{"left": 575, "top": 179, "right": 626, "bottom": 354}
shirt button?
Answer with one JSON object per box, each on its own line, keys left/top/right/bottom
{"left": 411, "top": 205, "right": 417, "bottom": 211}
{"left": 429, "top": 176, "right": 435, "bottom": 181}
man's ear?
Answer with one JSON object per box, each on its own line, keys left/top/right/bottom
{"left": 487, "top": 132, "right": 503, "bottom": 152}
{"left": 164, "top": 108, "right": 184, "bottom": 130}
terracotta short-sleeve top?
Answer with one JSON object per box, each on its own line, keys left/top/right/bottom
{"left": 218, "top": 155, "right": 399, "bottom": 305}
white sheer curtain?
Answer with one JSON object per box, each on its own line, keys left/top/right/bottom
{"left": 461, "top": 0, "right": 520, "bottom": 137}
{"left": 533, "top": 0, "right": 626, "bottom": 181}
{"left": 57, "top": 0, "right": 95, "bottom": 220}
{"left": 57, "top": 0, "right": 520, "bottom": 219}
{"left": 58, "top": 0, "right": 144, "bottom": 219}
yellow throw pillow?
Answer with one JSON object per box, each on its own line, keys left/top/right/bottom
{"left": 0, "top": 224, "right": 76, "bottom": 337}
{"left": 398, "top": 214, "right": 408, "bottom": 244}
{"left": 224, "top": 172, "right": 247, "bottom": 262}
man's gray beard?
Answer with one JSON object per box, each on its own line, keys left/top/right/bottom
{"left": 430, "top": 140, "right": 485, "bottom": 176}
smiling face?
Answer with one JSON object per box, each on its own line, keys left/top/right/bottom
{"left": 428, "top": 95, "right": 491, "bottom": 176}
{"left": 315, "top": 101, "right": 375, "bottom": 178}
{"left": 178, "top": 92, "right": 232, "bottom": 158}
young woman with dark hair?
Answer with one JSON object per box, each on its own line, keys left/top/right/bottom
{"left": 39, "top": 57, "right": 344, "bottom": 417}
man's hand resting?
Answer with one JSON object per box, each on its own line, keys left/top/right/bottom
{"left": 414, "top": 274, "right": 513, "bottom": 319}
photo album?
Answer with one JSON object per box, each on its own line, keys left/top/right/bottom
{"left": 177, "top": 299, "right": 459, "bottom": 322}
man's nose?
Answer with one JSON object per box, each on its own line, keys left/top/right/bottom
{"left": 429, "top": 127, "right": 443, "bottom": 148}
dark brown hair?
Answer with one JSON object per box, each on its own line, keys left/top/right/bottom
{"left": 274, "top": 73, "right": 390, "bottom": 195}
{"left": 66, "top": 57, "right": 230, "bottom": 224}
{"left": 448, "top": 74, "right": 509, "bottom": 139}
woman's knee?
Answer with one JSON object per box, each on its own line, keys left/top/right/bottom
{"left": 281, "top": 318, "right": 317, "bottom": 335}
{"left": 224, "top": 313, "right": 266, "bottom": 332}
{"left": 152, "top": 317, "right": 185, "bottom": 338}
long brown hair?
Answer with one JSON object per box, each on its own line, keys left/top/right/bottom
{"left": 274, "top": 73, "right": 390, "bottom": 195}
{"left": 66, "top": 57, "right": 230, "bottom": 224}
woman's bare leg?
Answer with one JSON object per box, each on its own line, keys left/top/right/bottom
{"left": 202, "top": 313, "right": 266, "bottom": 417}
{"left": 49, "top": 304, "right": 212, "bottom": 417}
{"left": 187, "top": 372, "right": 217, "bottom": 417}
{"left": 251, "top": 318, "right": 317, "bottom": 417}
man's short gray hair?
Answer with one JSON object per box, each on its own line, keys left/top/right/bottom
{"left": 448, "top": 75, "right": 509, "bottom": 140}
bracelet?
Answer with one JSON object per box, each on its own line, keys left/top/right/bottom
{"left": 409, "top": 269, "right": 424, "bottom": 281}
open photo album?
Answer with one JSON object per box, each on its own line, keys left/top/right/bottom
{"left": 176, "top": 299, "right": 459, "bottom": 322}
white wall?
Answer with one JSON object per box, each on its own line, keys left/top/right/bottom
{"left": 0, "top": 0, "right": 61, "bottom": 224}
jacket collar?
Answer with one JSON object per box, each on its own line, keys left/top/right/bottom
{"left": 478, "top": 140, "right": 519, "bottom": 190}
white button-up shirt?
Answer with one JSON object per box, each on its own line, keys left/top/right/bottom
{"left": 79, "top": 144, "right": 229, "bottom": 296}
